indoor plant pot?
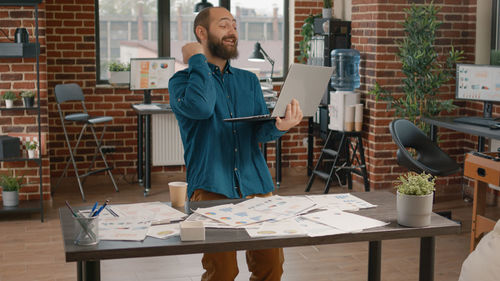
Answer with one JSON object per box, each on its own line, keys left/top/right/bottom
{"left": 108, "top": 61, "right": 130, "bottom": 85}
{"left": 21, "top": 90, "right": 35, "bottom": 108}
{"left": 26, "top": 140, "right": 38, "bottom": 159}
{"left": 1, "top": 171, "right": 23, "bottom": 207}
{"left": 2, "top": 91, "right": 16, "bottom": 109}
{"left": 322, "top": 0, "right": 332, "bottom": 18}
{"left": 395, "top": 172, "right": 435, "bottom": 227}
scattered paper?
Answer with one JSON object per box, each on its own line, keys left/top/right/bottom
{"left": 293, "top": 217, "right": 347, "bottom": 237}
{"left": 99, "top": 218, "right": 152, "bottom": 241}
{"left": 194, "top": 203, "right": 276, "bottom": 227}
{"left": 245, "top": 218, "right": 307, "bottom": 238}
{"left": 110, "top": 202, "right": 186, "bottom": 225}
{"left": 147, "top": 223, "right": 180, "bottom": 239}
{"left": 306, "top": 193, "right": 377, "bottom": 211}
{"left": 301, "top": 209, "right": 388, "bottom": 233}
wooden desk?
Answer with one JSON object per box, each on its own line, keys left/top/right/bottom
{"left": 59, "top": 192, "right": 460, "bottom": 281}
{"left": 464, "top": 152, "right": 500, "bottom": 251}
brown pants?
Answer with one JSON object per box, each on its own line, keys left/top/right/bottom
{"left": 191, "top": 189, "right": 285, "bottom": 281}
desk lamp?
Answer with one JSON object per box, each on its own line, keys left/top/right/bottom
{"left": 248, "top": 42, "right": 275, "bottom": 81}
{"left": 194, "top": 0, "right": 213, "bottom": 13}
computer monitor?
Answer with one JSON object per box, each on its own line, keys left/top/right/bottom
{"left": 456, "top": 63, "right": 500, "bottom": 118}
{"left": 130, "top": 57, "right": 175, "bottom": 104}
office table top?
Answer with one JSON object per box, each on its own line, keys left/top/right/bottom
{"left": 422, "top": 116, "right": 500, "bottom": 140}
{"left": 59, "top": 191, "right": 460, "bottom": 262}
{"left": 131, "top": 103, "right": 173, "bottom": 115}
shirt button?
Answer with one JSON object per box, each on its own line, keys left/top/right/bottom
{"left": 177, "top": 98, "right": 180, "bottom": 102}
{"left": 233, "top": 130, "right": 236, "bottom": 134}
{"left": 234, "top": 148, "right": 238, "bottom": 152}
{"left": 227, "top": 95, "right": 229, "bottom": 98}
{"left": 230, "top": 112, "right": 233, "bottom": 116}
{"left": 234, "top": 168, "right": 238, "bottom": 171}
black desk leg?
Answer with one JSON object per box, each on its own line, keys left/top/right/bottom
{"left": 77, "top": 261, "right": 100, "bottom": 281}
{"left": 276, "top": 137, "right": 281, "bottom": 188}
{"left": 137, "top": 114, "right": 143, "bottom": 185}
{"left": 144, "top": 115, "right": 151, "bottom": 196}
{"left": 419, "top": 236, "right": 435, "bottom": 281}
{"left": 368, "top": 240, "right": 381, "bottom": 281}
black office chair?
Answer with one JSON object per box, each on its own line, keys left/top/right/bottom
{"left": 53, "top": 83, "right": 119, "bottom": 201}
{"left": 389, "top": 119, "right": 460, "bottom": 177}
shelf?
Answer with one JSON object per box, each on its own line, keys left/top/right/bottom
{"left": 0, "top": 43, "right": 39, "bottom": 58}
{"left": 0, "top": 200, "right": 41, "bottom": 215}
{"left": 0, "top": 156, "right": 41, "bottom": 163}
{"left": 0, "top": 106, "right": 40, "bottom": 111}
{"left": 0, "top": 0, "right": 42, "bottom": 6}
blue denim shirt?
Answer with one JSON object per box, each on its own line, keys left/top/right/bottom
{"left": 169, "top": 54, "right": 285, "bottom": 199}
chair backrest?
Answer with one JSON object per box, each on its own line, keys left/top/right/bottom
{"left": 54, "top": 83, "right": 85, "bottom": 104}
{"left": 389, "top": 119, "right": 460, "bottom": 176}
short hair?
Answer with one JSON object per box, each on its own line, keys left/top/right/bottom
{"left": 193, "top": 7, "right": 212, "bottom": 43}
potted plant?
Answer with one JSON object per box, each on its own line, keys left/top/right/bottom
{"left": 108, "top": 61, "right": 130, "bottom": 85}
{"left": 369, "top": 2, "right": 464, "bottom": 135}
{"left": 2, "top": 91, "right": 17, "bottom": 108}
{"left": 322, "top": 0, "right": 332, "bottom": 19}
{"left": 395, "top": 172, "right": 435, "bottom": 227}
{"left": 26, "top": 140, "right": 38, "bottom": 159}
{"left": 0, "top": 171, "right": 24, "bottom": 207}
{"left": 298, "top": 14, "right": 320, "bottom": 64}
{"left": 21, "top": 90, "right": 36, "bottom": 108}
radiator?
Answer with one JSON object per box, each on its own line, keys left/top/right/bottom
{"left": 152, "top": 114, "right": 185, "bottom": 166}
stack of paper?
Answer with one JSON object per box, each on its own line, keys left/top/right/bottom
{"left": 110, "top": 202, "right": 186, "bottom": 225}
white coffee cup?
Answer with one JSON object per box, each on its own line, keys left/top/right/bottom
{"left": 168, "top": 181, "right": 187, "bottom": 207}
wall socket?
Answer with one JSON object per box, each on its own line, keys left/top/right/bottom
{"left": 101, "top": 146, "right": 116, "bottom": 154}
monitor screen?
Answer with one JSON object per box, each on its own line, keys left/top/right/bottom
{"left": 456, "top": 64, "right": 500, "bottom": 102}
{"left": 129, "top": 57, "right": 175, "bottom": 91}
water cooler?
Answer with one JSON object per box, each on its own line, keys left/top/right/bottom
{"left": 329, "top": 49, "right": 361, "bottom": 131}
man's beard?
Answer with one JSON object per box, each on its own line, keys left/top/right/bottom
{"left": 207, "top": 32, "right": 239, "bottom": 60}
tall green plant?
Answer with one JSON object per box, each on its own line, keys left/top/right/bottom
{"left": 323, "top": 0, "right": 332, "bottom": 8}
{"left": 298, "top": 14, "right": 320, "bottom": 64}
{"left": 369, "top": 2, "right": 464, "bottom": 134}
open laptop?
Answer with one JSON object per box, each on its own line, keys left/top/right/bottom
{"left": 223, "top": 64, "right": 334, "bottom": 122}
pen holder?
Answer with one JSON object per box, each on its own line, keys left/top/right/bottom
{"left": 74, "top": 216, "right": 99, "bottom": 246}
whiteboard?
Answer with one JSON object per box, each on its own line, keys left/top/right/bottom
{"left": 129, "top": 57, "right": 175, "bottom": 91}
{"left": 456, "top": 64, "right": 500, "bottom": 102}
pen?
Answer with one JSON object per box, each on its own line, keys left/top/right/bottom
{"left": 92, "top": 199, "right": 110, "bottom": 217}
{"left": 90, "top": 201, "right": 98, "bottom": 215}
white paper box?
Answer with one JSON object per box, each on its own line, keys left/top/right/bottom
{"left": 329, "top": 91, "right": 360, "bottom": 131}
{"left": 180, "top": 221, "right": 205, "bottom": 241}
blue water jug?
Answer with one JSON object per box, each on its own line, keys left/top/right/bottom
{"left": 330, "top": 49, "right": 360, "bottom": 91}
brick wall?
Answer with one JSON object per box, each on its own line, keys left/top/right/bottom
{"left": 0, "top": 0, "right": 484, "bottom": 201}
{"left": 351, "top": 0, "right": 477, "bottom": 193}
{"left": 0, "top": 3, "right": 50, "bottom": 200}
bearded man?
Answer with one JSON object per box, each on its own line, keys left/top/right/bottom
{"left": 169, "top": 7, "right": 303, "bottom": 281}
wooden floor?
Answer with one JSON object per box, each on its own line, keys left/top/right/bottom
{"left": 0, "top": 170, "right": 498, "bottom": 281}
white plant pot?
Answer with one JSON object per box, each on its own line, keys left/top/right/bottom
{"left": 397, "top": 191, "right": 434, "bottom": 227}
{"left": 2, "top": 190, "right": 19, "bottom": 207}
{"left": 109, "top": 71, "right": 130, "bottom": 85}
{"left": 28, "top": 149, "right": 36, "bottom": 159}
{"left": 5, "top": 99, "right": 14, "bottom": 108}
{"left": 322, "top": 8, "right": 332, "bottom": 19}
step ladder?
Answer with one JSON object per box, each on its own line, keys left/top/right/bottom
{"left": 305, "top": 130, "right": 370, "bottom": 193}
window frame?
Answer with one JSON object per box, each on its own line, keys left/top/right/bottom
{"left": 95, "top": 0, "right": 289, "bottom": 84}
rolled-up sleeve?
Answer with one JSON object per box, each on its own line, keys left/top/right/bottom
{"left": 169, "top": 54, "right": 216, "bottom": 120}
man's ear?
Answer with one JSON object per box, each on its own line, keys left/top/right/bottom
{"left": 195, "top": 26, "right": 208, "bottom": 42}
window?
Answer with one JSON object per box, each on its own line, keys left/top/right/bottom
{"left": 97, "top": 0, "right": 288, "bottom": 83}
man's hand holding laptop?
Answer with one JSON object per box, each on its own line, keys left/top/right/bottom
{"left": 275, "top": 98, "right": 303, "bottom": 131}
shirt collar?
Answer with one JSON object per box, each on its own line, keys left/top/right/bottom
{"left": 208, "top": 60, "right": 234, "bottom": 75}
